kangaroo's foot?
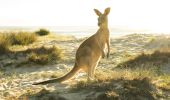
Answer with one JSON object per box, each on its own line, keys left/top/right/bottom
{"left": 107, "top": 53, "right": 110, "bottom": 58}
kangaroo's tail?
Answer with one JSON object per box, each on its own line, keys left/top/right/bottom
{"left": 33, "top": 64, "right": 79, "bottom": 85}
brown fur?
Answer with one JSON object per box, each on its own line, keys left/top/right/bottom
{"left": 33, "top": 7, "right": 111, "bottom": 85}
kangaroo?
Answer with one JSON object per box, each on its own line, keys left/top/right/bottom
{"left": 33, "top": 7, "right": 111, "bottom": 85}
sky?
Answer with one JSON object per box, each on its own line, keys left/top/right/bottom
{"left": 0, "top": 0, "right": 170, "bottom": 32}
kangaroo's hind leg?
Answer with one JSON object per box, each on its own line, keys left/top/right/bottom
{"left": 87, "top": 59, "right": 100, "bottom": 81}
{"left": 86, "top": 60, "right": 95, "bottom": 81}
{"left": 87, "top": 66, "right": 94, "bottom": 81}
{"left": 91, "top": 56, "right": 101, "bottom": 79}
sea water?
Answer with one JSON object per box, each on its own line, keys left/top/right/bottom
{"left": 0, "top": 26, "right": 150, "bottom": 38}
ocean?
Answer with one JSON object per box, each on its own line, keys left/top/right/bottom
{"left": 0, "top": 26, "right": 150, "bottom": 38}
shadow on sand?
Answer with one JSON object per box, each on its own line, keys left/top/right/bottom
{"left": 18, "top": 77, "right": 170, "bottom": 100}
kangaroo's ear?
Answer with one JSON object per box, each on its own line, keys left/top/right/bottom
{"left": 104, "top": 7, "right": 110, "bottom": 15}
{"left": 94, "top": 9, "right": 102, "bottom": 16}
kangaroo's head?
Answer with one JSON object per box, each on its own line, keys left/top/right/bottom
{"left": 94, "top": 7, "right": 110, "bottom": 27}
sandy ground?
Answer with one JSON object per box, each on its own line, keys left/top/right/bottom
{"left": 0, "top": 33, "right": 170, "bottom": 99}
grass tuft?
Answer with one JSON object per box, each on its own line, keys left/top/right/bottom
{"left": 0, "top": 32, "right": 37, "bottom": 54}
{"left": 27, "top": 46, "right": 63, "bottom": 65}
{"left": 28, "top": 52, "right": 49, "bottom": 65}
{"left": 116, "top": 50, "right": 170, "bottom": 69}
{"left": 12, "top": 32, "right": 37, "bottom": 45}
{"left": 0, "top": 34, "right": 11, "bottom": 54}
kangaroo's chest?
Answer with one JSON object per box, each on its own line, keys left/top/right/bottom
{"left": 97, "top": 36, "right": 108, "bottom": 51}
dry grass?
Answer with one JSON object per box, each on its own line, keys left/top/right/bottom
{"left": 27, "top": 46, "right": 63, "bottom": 65}
{"left": 28, "top": 53, "right": 49, "bottom": 65}
{"left": 11, "top": 32, "right": 37, "bottom": 45}
{"left": 116, "top": 50, "right": 170, "bottom": 69}
{"left": 71, "top": 69, "right": 170, "bottom": 100}
{"left": 3, "top": 32, "right": 37, "bottom": 45}
{"left": 73, "top": 69, "right": 156, "bottom": 90}
{"left": 0, "top": 31, "right": 64, "bottom": 67}
{"left": 0, "top": 32, "right": 37, "bottom": 55}
{"left": 94, "top": 78, "right": 157, "bottom": 100}
{"left": 0, "top": 34, "right": 11, "bottom": 54}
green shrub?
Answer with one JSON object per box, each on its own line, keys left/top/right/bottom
{"left": 35, "top": 29, "right": 50, "bottom": 36}
{"left": 27, "top": 46, "right": 63, "bottom": 65}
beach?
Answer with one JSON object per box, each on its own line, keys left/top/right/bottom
{"left": 0, "top": 32, "right": 170, "bottom": 100}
